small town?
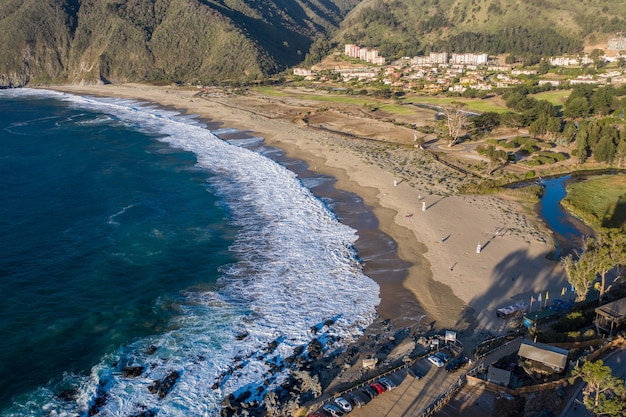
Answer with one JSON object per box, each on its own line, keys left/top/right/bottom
{"left": 293, "top": 36, "right": 626, "bottom": 93}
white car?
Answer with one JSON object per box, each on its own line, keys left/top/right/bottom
{"left": 379, "top": 377, "right": 396, "bottom": 391}
{"left": 334, "top": 396, "right": 353, "bottom": 413}
{"left": 427, "top": 355, "right": 445, "bottom": 367}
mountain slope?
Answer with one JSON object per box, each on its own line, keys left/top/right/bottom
{"left": 0, "top": 0, "right": 358, "bottom": 87}
{"left": 337, "top": 0, "right": 626, "bottom": 58}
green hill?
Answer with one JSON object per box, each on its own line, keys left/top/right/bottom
{"left": 0, "top": 0, "right": 624, "bottom": 87}
{"left": 337, "top": 0, "right": 626, "bottom": 59}
{"left": 0, "top": 0, "right": 358, "bottom": 87}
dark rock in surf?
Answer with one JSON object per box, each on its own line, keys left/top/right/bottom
{"left": 57, "top": 389, "right": 79, "bottom": 402}
{"left": 122, "top": 366, "right": 146, "bottom": 378}
{"left": 148, "top": 371, "right": 181, "bottom": 398}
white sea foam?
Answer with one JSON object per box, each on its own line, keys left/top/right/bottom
{"left": 0, "top": 88, "right": 381, "bottom": 417}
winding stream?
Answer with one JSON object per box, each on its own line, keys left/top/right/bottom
{"left": 537, "top": 175, "right": 595, "bottom": 260}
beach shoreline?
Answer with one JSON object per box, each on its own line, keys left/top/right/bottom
{"left": 44, "top": 83, "right": 569, "bottom": 408}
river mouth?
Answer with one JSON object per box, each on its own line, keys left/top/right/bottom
{"left": 536, "top": 175, "right": 595, "bottom": 260}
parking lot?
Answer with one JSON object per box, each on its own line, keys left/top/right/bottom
{"left": 312, "top": 338, "right": 524, "bottom": 417}
{"left": 319, "top": 353, "right": 468, "bottom": 417}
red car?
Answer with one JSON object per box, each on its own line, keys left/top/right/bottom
{"left": 370, "top": 382, "right": 386, "bottom": 395}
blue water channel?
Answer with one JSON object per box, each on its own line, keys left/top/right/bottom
{"left": 538, "top": 175, "right": 594, "bottom": 259}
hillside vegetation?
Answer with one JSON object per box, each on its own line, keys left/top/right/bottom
{"left": 1, "top": 0, "right": 624, "bottom": 86}
{"left": 0, "top": 0, "right": 358, "bottom": 87}
{"left": 338, "top": 0, "right": 626, "bottom": 59}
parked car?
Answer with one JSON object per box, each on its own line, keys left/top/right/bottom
{"left": 434, "top": 351, "right": 451, "bottom": 363}
{"left": 323, "top": 403, "right": 344, "bottom": 417}
{"left": 360, "top": 385, "right": 378, "bottom": 399}
{"left": 348, "top": 392, "right": 365, "bottom": 408}
{"left": 445, "top": 356, "right": 469, "bottom": 372}
{"left": 379, "top": 377, "right": 396, "bottom": 391}
{"left": 370, "top": 382, "right": 387, "bottom": 395}
{"left": 427, "top": 355, "right": 445, "bottom": 367}
{"left": 334, "top": 396, "right": 352, "bottom": 413}
{"left": 407, "top": 367, "right": 424, "bottom": 380}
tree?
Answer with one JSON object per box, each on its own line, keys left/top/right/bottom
{"left": 616, "top": 136, "right": 626, "bottom": 167}
{"left": 590, "top": 86, "right": 615, "bottom": 117}
{"left": 413, "top": 132, "right": 425, "bottom": 149}
{"left": 559, "top": 121, "right": 578, "bottom": 146}
{"left": 538, "top": 60, "right": 550, "bottom": 75}
{"left": 546, "top": 116, "right": 562, "bottom": 140}
{"left": 500, "top": 112, "right": 524, "bottom": 130}
{"left": 575, "top": 126, "right": 589, "bottom": 163}
{"left": 570, "top": 360, "right": 626, "bottom": 416}
{"left": 472, "top": 112, "right": 500, "bottom": 134}
{"left": 589, "top": 48, "right": 606, "bottom": 70}
{"left": 594, "top": 135, "right": 617, "bottom": 163}
{"left": 562, "top": 245, "right": 597, "bottom": 301}
{"left": 440, "top": 102, "right": 469, "bottom": 147}
{"left": 563, "top": 231, "right": 626, "bottom": 303}
{"left": 593, "top": 229, "right": 626, "bottom": 303}
{"left": 529, "top": 114, "right": 549, "bottom": 138}
{"left": 484, "top": 144, "right": 508, "bottom": 172}
{"left": 565, "top": 97, "right": 591, "bottom": 119}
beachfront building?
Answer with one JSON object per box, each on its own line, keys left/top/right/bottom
{"left": 487, "top": 365, "right": 512, "bottom": 387}
{"left": 517, "top": 340, "right": 569, "bottom": 374}
{"left": 594, "top": 296, "right": 626, "bottom": 336}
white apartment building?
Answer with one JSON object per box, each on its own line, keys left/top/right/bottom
{"left": 344, "top": 44, "right": 386, "bottom": 65}
{"left": 549, "top": 55, "right": 594, "bottom": 66}
{"left": 429, "top": 52, "right": 448, "bottom": 64}
{"left": 450, "top": 53, "right": 488, "bottom": 65}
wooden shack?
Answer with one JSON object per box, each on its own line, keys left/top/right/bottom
{"left": 595, "top": 296, "right": 626, "bottom": 336}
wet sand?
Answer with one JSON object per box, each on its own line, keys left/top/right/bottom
{"left": 45, "top": 83, "right": 570, "bottom": 411}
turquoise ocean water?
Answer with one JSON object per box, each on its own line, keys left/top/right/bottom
{"left": 0, "top": 89, "right": 380, "bottom": 416}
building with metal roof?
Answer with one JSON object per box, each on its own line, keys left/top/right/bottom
{"left": 595, "top": 296, "right": 626, "bottom": 336}
{"left": 517, "top": 340, "right": 569, "bottom": 373}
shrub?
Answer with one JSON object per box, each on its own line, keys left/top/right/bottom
{"left": 567, "top": 331, "right": 581, "bottom": 341}
{"left": 500, "top": 140, "right": 519, "bottom": 149}
{"left": 519, "top": 144, "right": 539, "bottom": 154}
{"left": 583, "top": 329, "right": 596, "bottom": 340}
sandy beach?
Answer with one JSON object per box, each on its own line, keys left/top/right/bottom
{"left": 46, "top": 83, "right": 569, "bottom": 409}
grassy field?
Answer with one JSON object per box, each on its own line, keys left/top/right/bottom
{"left": 254, "top": 86, "right": 509, "bottom": 116}
{"left": 531, "top": 89, "right": 572, "bottom": 106}
{"left": 562, "top": 174, "right": 626, "bottom": 230}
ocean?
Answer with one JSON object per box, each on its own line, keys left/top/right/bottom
{"left": 0, "top": 89, "right": 380, "bottom": 416}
